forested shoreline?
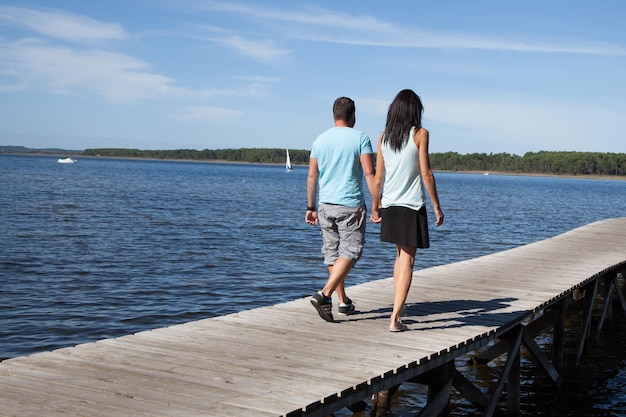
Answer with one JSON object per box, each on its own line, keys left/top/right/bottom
{"left": 82, "top": 147, "right": 312, "bottom": 165}
{"left": 82, "top": 148, "right": 626, "bottom": 177}
{"left": 431, "top": 151, "right": 625, "bottom": 176}
{"left": 2, "top": 146, "right": 625, "bottom": 177}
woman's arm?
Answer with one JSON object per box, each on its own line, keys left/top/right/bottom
{"left": 415, "top": 128, "right": 444, "bottom": 226}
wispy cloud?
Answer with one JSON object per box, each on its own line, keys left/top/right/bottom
{"left": 194, "top": 1, "right": 626, "bottom": 56}
{"left": 213, "top": 35, "right": 289, "bottom": 63}
{"left": 0, "top": 6, "right": 177, "bottom": 102}
{"left": 0, "top": 39, "right": 179, "bottom": 102}
{"left": 0, "top": 5, "right": 127, "bottom": 43}
{"left": 0, "top": 6, "right": 280, "bottom": 102}
{"left": 303, "top": 31, "right": 626, "bottom": 56}
{"left": 0, "top": 39, "right": 280, "bottom": 102}
{"left": 189, "top": 1, "right": 383, "bottom": 29}
{"left": 190, "top": 23, "right": 289, "bottom": 63}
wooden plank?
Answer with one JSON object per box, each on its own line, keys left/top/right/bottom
{"left": 1, "top": 218, "right": 625, "bottom": 417}
{"left": 118, "top": 321, "right": 430, "bottom": 375}
{"left": 0, "top": 356, "right": 299, "bottom": 416}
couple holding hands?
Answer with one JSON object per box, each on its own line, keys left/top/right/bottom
{"left": 305, "top": 89, "right": 444, "bottom": 332}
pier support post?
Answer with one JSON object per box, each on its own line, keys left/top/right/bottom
{"left": 596, "top": 275, "right": 615, "bottom": 338}
{"left": 506, "top": 341, "right": 520, "bottom": 417}
{"left": 576, "top": 278, "right": 599, "bottom": 366}
{"left": 552, "top": 298, "right": 566, "bottom": 376}
{"left": 614, "top": 272, "right": 626, "bottom": 313}
{"left": 595, "top": 272, "right": 626, "bottom": 340}
{"left": 418, "top": 361, "right": 454, "bottom": 417}
{"left": 484, "top": 325, "right": 523, "bottom": 417}
{"left": 370, "top": 384, "right": 399, "bottom": 417}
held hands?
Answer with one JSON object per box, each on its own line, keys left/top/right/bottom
{"left": 370, "top": 207, "right": 382, "bottom": 224}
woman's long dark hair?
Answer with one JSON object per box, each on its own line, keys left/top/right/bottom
{"left": 383, "top": 89, "right": 424, "bottom": 152}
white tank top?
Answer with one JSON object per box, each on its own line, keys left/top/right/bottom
{"left": 380, "top": 126, "right": 426, "bottom": 211}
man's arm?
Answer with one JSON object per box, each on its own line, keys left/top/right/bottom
{"left": 361, "top": 152, "right": 375, "bottom": 192}
{"left": 369, "top": 135, "right": 385, "bottom": 223}
{"left": 305, "top": 157, "right": 319, "bottom": 225}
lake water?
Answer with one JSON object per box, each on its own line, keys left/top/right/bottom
{"left": 1, "top": 154, "right": 625, "bottom": 416}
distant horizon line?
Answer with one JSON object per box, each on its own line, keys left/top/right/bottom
{"left": 2, "top": 145, "right": 626, "bottom": 158}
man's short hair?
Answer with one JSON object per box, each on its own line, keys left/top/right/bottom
{"left": 333, "top": 97, "right": 355, "bottom": 122}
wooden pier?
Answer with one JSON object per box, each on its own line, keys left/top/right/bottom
{"left": 1, "top": 218, "right": 625, "bottom": 417}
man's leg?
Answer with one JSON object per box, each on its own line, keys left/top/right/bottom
{"left": 322, "top": 258, "right": 354, "bottom": 303}
{"left": 311, "top": 204, "right": 363, "bottom": 322}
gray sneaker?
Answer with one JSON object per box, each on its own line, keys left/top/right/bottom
{"left": 310, "top": 291, "right": 334, "bottom": 322}
{"left": 338, "top": 298, "right": 356, "bottom": 315}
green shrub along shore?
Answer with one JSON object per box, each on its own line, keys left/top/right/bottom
{"left": 2, "top": 146, "right": 625, "bottom": 177}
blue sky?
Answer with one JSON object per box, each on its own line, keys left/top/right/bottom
{"left": 1, "top": 1, "right": 625, "bottom": 155}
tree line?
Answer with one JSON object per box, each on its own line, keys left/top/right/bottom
{"left": 81, "top": 148, "right": 626, "bottom": 176}
{"left": 82, "top": 147, "right": 311, "bottom": 165}
{"left": 430, "top": 151, "right": 625, "bottom": 176}
{"left": 4, "top": 145, "right": 623, "bottom": 176}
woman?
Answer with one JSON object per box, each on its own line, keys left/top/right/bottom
{"left": 371, "top": 89, "right": 444, "bottom": 332}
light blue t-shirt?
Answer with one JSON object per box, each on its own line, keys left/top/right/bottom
{"left": 310, "top": 126, "right": 373, "bottom": 207}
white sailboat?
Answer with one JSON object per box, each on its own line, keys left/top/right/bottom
{"left": 285, "top": 148, "right": 293, "bottom": 172}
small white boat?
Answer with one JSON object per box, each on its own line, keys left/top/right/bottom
{"left": 285, "top": 148, "right": 293, "bottom": 172}
{"left": 58, "top": 157, "right": 77, "bottom": 164}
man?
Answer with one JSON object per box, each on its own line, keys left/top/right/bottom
{"left": 305, "top": 97, "right": 376, "bottom": 322}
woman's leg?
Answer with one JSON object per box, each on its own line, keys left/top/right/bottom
{"left": 390, "top": 245, "right": 417, "bottom": 329}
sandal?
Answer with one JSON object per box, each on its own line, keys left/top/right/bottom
{"left": 389, "top": 321, "right": 408, "bottom": 332}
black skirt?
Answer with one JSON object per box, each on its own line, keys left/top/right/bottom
{"left": 380, "top": 205, "right": 430, "bottom": 248}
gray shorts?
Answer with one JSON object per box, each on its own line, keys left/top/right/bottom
{"left": 318, "top": 204, "right": 367, "bottom": 265}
